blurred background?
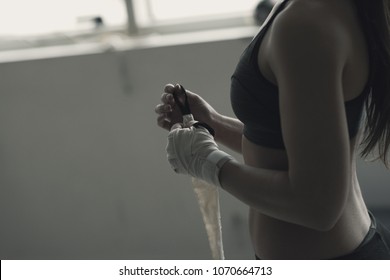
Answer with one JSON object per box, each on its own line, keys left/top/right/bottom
{"left": 0, "top": 0, "right": 389, "bottom": 260}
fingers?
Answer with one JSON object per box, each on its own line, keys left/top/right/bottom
{"left": 164, "top": 83, "right": 175, "bottom": 93}
{"left": 157, "top": 114, "right": 172, "bottom": 131}
{"left": 154, "top": 103, "right": 172, "bottom": 115}
{"left": 155, "top": 102, "right": 172, "bottom": 129}
{"left": 156, "top": 83, "right": 187, "bottom": 131}
{"left": 164, "top": 83, "right": 182, "bottom": 94}
{"left": 155, "top": 85, "right": 175, "bottom": 130}
{"left": 159, "top": 85, "right": 175, "bottom": 114}
{"left": 162, "top": 83, "right": 189, "bottom": 105}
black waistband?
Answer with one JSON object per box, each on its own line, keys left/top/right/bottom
{"left": 255, "top": 211, "right": 378, "bottom": 260}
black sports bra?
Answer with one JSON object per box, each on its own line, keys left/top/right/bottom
{"left": 230, "top": 0, "right": 373, "bottom": 149}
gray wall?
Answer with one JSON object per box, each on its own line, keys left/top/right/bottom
{"left": 0, "top": 37, "right": 389, "bottom": 260}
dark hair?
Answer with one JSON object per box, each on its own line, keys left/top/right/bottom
{"left": 254, "top": 0, "right": 274, "bottom": 25}
{"left": 356, "top": 0, "right": 390, "bottom": 168}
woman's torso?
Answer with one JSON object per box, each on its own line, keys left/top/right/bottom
{"left": 241, "top": 0, "right": 372, "bottom": 259}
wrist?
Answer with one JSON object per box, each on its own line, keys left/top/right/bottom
{"left": 217, "top": 158, "right": 238, "bottom": 190}
{"left": 201, "top": 150, "right": 235, "bottom": 188}
{"left": 166, "top": 124, "right": 236, "bottom": 187}
{"left": 208, "top": 112, "right": 224, "bottom": 141}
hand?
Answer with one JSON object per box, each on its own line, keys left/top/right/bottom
{"left": 155, "top": 84, "right": 219, "bottom": 131}
{"left": 166, "top": 123, "right": 234, "bottom": 187}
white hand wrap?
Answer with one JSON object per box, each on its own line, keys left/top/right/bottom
{"left": 166, "top": 125, "right": 234, "bottom": 188}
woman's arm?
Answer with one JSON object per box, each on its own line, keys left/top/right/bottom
{"left": 219, "top": 6, "right": 351, "bottom": 232}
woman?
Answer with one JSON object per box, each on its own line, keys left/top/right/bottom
{"left": 155, "top": 0, "right": 390, "bottom": 259}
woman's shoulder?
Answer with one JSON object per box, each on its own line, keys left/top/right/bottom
{"left": 269, "top": 0, "right": 349, "bottom": 53}
{"left": 275, "top": 0, "right": 346, "bottom": 33}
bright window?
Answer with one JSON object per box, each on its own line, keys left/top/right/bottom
{"left": 0, "top": 0, "right": 266, "bottom": 52}
{"left": 0, "top": 0, "right": 127, "bottom": 37}
{"left": 133, "top": 0, "right": 261, "bottom": 27}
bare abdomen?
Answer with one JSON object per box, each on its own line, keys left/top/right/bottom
{"left": 242, "top": 135, "right": 370, "bottom": 259}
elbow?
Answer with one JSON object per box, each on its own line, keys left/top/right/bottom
{"left": 294, "top": 185, "right": 348, "bottom": 232}
{"left": 299, "top": 195, "right": 346, "bottom": 232}
{"left": 305, "top": 209, "right": 341, "bottom": 232}
{"left": 289, "top": 171, "right": 349, "bottom": 232}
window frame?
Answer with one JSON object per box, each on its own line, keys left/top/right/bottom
{"left": 0, "top": 0, "right": 259, "bottom": 52}
{"left": 127, "top": 0, "right": 257, "bottom": 35}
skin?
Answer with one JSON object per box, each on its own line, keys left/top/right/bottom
{"left": 155, "top": 0, "right": 371, "bottom": 259}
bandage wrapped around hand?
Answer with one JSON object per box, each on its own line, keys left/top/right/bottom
{"left": 166, "top": 123, "right": 234, "bottom": 188}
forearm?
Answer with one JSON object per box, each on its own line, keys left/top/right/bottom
{"left": 167, "top": 115, "right": 339, "bottom": 231}
{"left": 210, "top": 113, "right": 243, "bottom": 154}
{"left": 219, "top": 160, "right": 337, "bottom": 231}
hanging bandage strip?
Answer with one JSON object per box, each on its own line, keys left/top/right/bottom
{"left": 192, "top": 178, "right": 224, "bottom": 260}
{"left": 173, "top": 85, "right": 225, "bottom": 260}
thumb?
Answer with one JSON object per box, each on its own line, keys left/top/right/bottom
{"left": 170, "top": 123, "right": 184, "bottom": 131}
